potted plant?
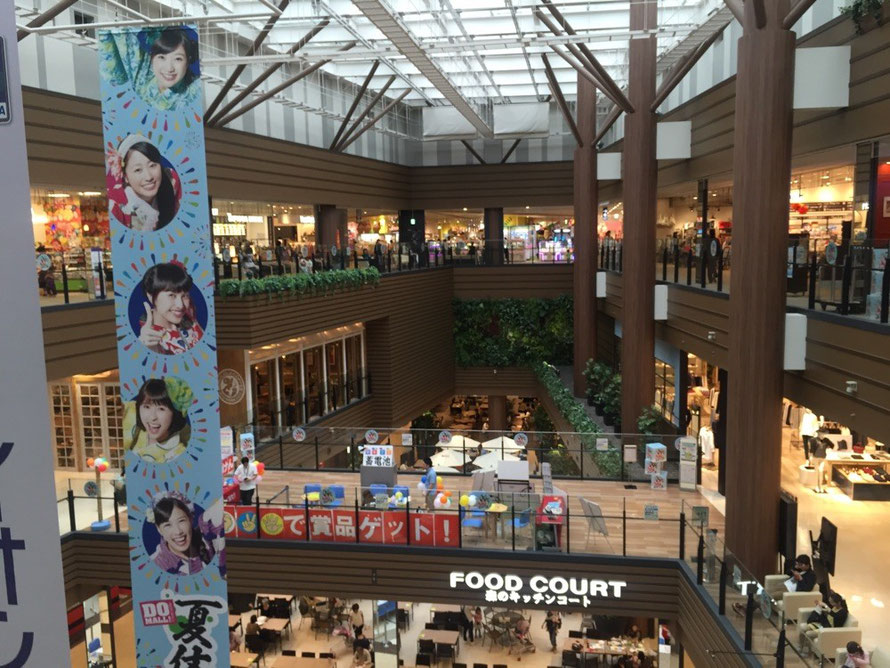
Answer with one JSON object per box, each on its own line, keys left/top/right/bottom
{"left": 841, "top": 0, "right": 885, "bottom": 34}
{"left": 637, "top": 406, "right": 661, "bottom": 436}
{"left": 602, "top": 374, "right": 621, "bottom": 427}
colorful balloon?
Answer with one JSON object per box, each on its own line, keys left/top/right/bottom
{"left": 86, "top": 457, "right": 95, "bottom": 468}
{"left": 468, "top": 494, "right": 477, "bottom": 507}
{"left": 459, "top": 494, "right": 470, "bottom": 507}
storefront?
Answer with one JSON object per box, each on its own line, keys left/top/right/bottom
{"left": 686, "top": 354, "right": 726, "bottom": 497}
{"left": 246, "top": 324, "right": 367, "bottom": 429}
{"left": 49, "top": 370, "right": 124, "bottom": 472}
{"left": 211, "top": 200, "right": 316, "bottom": 263}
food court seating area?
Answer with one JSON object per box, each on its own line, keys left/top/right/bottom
{"left": 227, "top": 596, "right": 661, "bottom": 668}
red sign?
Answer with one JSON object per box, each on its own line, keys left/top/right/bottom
{"left": 223, "top": 505, "right": 456, "bottom": 546}
{"left": 222, "top": 454, "right": 235, "bottom": 477}
{"left": 140, "top": 599, "right": 176, "bottom": 626}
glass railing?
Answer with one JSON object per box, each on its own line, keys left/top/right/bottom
{"left": 599, "top": 240, "right": 889, "bottom": 326}
{"left": 36, "top": 248, "right": 114, "bottom": 306}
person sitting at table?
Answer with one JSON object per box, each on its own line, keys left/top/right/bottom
{"left": 805, "top": 591, "right": 849, "bottom": 633}
{"left": 624, "top": 623, "right": 643, "bottom": 641}
{"left": 353, "top": 645, "right": 373, "bottom": 668}
{"left": 245, "top": 614, "right": 261, "bottom": 637}
{"left": 229, "top": 626, "right": 242, "bottom": 652}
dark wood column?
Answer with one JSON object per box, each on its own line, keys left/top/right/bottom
{"left": 488, "top": 395, "right": 508, "bottom": 431}
{"left": 573, "top": 73, "right": 598, "bottom": 396}
{"left": 620, "top": 0, "right": 657, "bottom": 433}
{"left": 726, "top": 0, "right": 795, "bottom": 580}
{"left": 484, "top": 207, "right": 505, "bottom": 266}
{"left": 315, "top": 204, "right": 344, "bottom": 250}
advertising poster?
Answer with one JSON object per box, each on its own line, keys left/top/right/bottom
{"left": 98, "top": 26, "right": 229, "bottom": 666}
{"left": 0, "top": 10, "right": 70, "bottom": 665}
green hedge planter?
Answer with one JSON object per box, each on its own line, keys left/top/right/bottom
{"left": 218, "top": 267, "right": 380, "bottom": 299}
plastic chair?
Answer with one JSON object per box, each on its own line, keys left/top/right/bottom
{"left": 245, "top": 634, "right": 267, "bottom": 665}
{"left": 416, "top": 653, "right": 434, "bottom": 668}
{"left": 369, "top": 483, "right": 388, "bottom": 497}
{"left": 512, "top": 507, "right": 531, "bottom": 529}
{"left": 561, "top": 650, "right": 581, "bottom": 668}
{"left": 393, "top": 485, "right": 410, "bottom": 500}
{"left": 437, "top": 643, "right": 455, "bottom": 667}
{"left": 305, "top": 483, "right": 322, "bottom": 496}
{"left": 419, "top": 639, "right": 436, "bottom": 656}
{"left": 327, "top": 484, "right": 345, "bottom": 507}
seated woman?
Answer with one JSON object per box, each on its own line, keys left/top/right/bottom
{"left": 805, "top": 591, "right": 849, "bottom": 633}
{"left": 844, "top": 641, "right": 870, "bottom": 667}
{"left": 353, "top": 645, "right": 372, "bottom": 668}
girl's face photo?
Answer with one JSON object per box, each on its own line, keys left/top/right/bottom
{"left": 152, "top": 43, "right": 189, "bottom": 91}
{"left": 153, "top": 289, "right": 190, "bottom": 327}
{"left": 124, "top": 149, "right": 162, "bottom": 202}
{"left": 157, "top": 504, "right": 192, "bottom": 557}
{"left": 139, "top": 399, "right": 174, "bottom": 443}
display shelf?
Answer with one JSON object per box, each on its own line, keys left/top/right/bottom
{"left": 832, "top": 464, "right": 890, "bottom": 501}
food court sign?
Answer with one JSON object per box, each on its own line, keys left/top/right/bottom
{"left": 449, "top": 571, "right": 627, "bottom": 608}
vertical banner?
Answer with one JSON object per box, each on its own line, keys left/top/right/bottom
{"left": 98, "top": 27, "right": 229, "bottom": 666}
{"left": 0, "top": 7, "right": 71, "bottom": 665}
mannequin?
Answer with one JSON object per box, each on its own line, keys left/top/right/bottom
{"left": 799, "top": 408, "right": 822, "bottom": 464}
{"left": 699, "top": 425, "right": 715, "bottom": 464}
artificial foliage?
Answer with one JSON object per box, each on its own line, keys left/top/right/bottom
{"left": 841, "top": 0, "right": 884, "bottom": 33}
{"left": 218, "top": 267, "right": 380, "bottom": 298}
{"left": 452, "top": 295, "right": 573, "bottom": 367}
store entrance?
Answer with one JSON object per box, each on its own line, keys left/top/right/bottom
{"left": 686, "top": 355, "right": 726, "bottom": 506}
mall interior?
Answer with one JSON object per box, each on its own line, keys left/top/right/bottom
{"left": 3, "top": 0, "right": 890, "bottom": 667}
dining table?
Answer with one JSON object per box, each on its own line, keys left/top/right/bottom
{"left": 229, "top": 651, "right": 259, "bottom": 667}
{"left": 271, "top": 657, "right": 333, "bottom": 668}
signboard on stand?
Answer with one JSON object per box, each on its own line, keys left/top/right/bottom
{"left": 0, "top": 9, "right": 70, "bottom": 664}
{"left": 363, "top": 445, "right": 394, "bottom": 468}
{"left": 98, "top": 25, "right": 228, "bottom": 665}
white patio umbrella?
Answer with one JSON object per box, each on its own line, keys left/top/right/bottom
{"left": 430, "top": 449, "right": 469, "bottom": 469}
{"left": 438, "top": 434, "right": 480, "bottom": 451}
{"left": 472, "top": 450, "right": 519, "bottom": 471}
{"left": 481, "top": 435, "right": 524, "bottom": 452}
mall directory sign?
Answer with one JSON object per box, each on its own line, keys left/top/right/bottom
{"left": 98, "top": 27, "right": 229, "bottom": 665}
{"left": 0, "top": 5, "right": 69, "bottom": 664}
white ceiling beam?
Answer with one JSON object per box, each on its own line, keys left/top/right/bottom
{"left": 351, "top": 0, "right": 493, "bottom": 137}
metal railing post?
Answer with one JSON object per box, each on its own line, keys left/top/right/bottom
{"left": 113, "top": 497, "right": 120, "bottom": 532}
{"left": 304, "top": 498, "right": 311, "bottom": 542}
{"left": 699, "top": 245, "right": 707, "bottom": 289}
{"left": 67, "top": 489, "right": 76, "bottom": 532}
{"left": 511, "top": 506, "right": 516, "bottom": 551}
{"left": 808, "top": 255, "right": 818, "bottom": 310}
{"left": 61, "top": 261, "right": 70, "bottom": 304}
{"left": 776, "top": 628, "right": 786, "bottom": 668}
{"left": 744, "top": 589, "right": 755, "bottom": 651}
{"left": 622, "top": 501, "right": 627, "bottom": 556}
{"left": 882, "top": 261, "right": 890, "bottom": 324}
{"left": 661, "top": 247, "right": 668, "bottom": 281}
{"left": 718, "top": 559, "right": 727, "bottom": 615}
{"left": 278, "top": 436, "right": 284, "bottom": 469}
{"left": 696, "top": 534, "right": 705, "bottom": 584}
{"left": 673, "top": 246, "right": 680, "bottom": 283}
{"left": 355, "top": 498, "right": 360, "bottom": 543}
{"left": 679, "top": 511, "right": 686, "bottom": 559}
{"left": 716, "top": 250, "right": 724, "bottom": 292}
{"left": 841, "top": 255, "right": 852, "bottom": 315}
{"left": 686, "top": 250, "right": 693, "bottom": 285}
{"left": 255, "top": 494, "right": 262, "bottom": 539}
{"left": 565, "top": 503, "right": 570, "bottom": 554}
{"left": 314, "top": 437, "right": 320, "bottom": 470}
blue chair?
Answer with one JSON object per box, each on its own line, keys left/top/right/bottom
{"left": 304, "top": 483, "right": 321, "bottom": 495}
{"left": 393, "top": 485, "right": 409, "bottom": 499}
{"left": 512, "top": 507, "right": 531, "bottom": 529}
{"left": 369, "top": 483, "right": 388, "bottom": 497}
{"left": 327, "top": 484, "right": 345, "bottom": 507}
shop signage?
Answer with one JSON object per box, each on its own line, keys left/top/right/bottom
{"left": 514, "top": 432, "right": 528, "bottom": 448}
{"left": 213, "top": 222, "right": 247, "bottom": 237}
{"left": 223, "top": 506, "right": 459, "bottom": 547}
{"left": 299, "top": 215, "right": 315, "bottom": 224}
{"left": 226, "top": 213, "right": 265, "bottom": 224}
{"left": 0, "top": 6, "right": 70, "bottom": 664}
{"left": 691, "top": 505, "right": 710, "bottom": 528}
{"left": 220, "top": 427, "right": 234, "bottom": 458}
{"left": 239, "top": 432, "right": 256, "bottom": 459}
{"left": 402, "top": 433, "right": 413, "bottom": 447}
{"left": 98, "top": 25, "right": 228, "bottom": 665}
{"left": 219, "top": 368, "right": 246, "bottom": 405}
{"left": 825, "top": 241, "right": 838, "bottom": 265}
{"left": 449, "top": 571, "right": 627, "bottom": 608}
{"left": 363, "top": 445, "right": 394, "bottom": 468}
{"left": 439, "top": 430, "right": 452, "bottom": 445}
{"left": 644, "top": 504, "right": 659, "bottom": 521}
{"left": 293, "top": 427, "right": 307, "bottom": 442}
{"left": 365, "top": 429, "right": 379, "bottom": 444}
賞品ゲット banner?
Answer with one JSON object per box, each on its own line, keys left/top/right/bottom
{"left": 98, "top": 26, "right": 229, "bottom": 666}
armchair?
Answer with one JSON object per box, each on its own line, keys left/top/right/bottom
{"left": 797, "top": 607, "right": 860, "bottom": 661}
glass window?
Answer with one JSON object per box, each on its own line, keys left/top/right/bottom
{"left": 326, "top": 340, "right": 344, "bottom": 412}
{"left": 77, "top": 383, "right": 124, "bottom": 469}
{"left": 250, "top": 359, "right": 276, "bottom": 427}
{"left": 50, "top": 383, "right": 77, "bottom": 469}
{"left": 654, "top": 360, "right": 677, "bottom": 425}
{"left": 345, "top": 335, "right": 363, "bottom": 402}
{"left": 279, "top": 352, "right": 303, "bottom": 426}
{"left": 303, "top": 346, "right": 324, "bottom": 420}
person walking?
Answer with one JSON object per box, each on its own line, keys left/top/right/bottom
{"left": 234, "top": 456, "right": 258, "bottom": 505}
{"left": 350, "top": 603, "right": 365, "bottom": 637}
{"left": 542, "top": 610, "right": 561, "bottom": 652}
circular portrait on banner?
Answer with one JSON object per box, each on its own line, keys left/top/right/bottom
{"left": 106, "top": 134, "right": 182, "bottom": 232}
{"left": 99, "top": 26, "right": 200, "bottom": 111}
{"left": 124, "top": 377, "right": 193, "bottom": 463}
{"left": 143, "top": 491, "right": 225, "bottom": 577}
{"left": 128, "top": 262, "right": 207, "bottom": 355}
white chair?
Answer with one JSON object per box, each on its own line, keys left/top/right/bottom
{"left": 774, "top": 588, "right": 823, "bottom": 625}
{"left": 797, "top": 607, "right": 860, "bottom": 661}
{"left": 836, "top": 645, "right": 890, "bottom": 667}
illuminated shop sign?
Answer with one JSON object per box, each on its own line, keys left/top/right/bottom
{"left": 226, "top": 213, "right": 265, "bottom": 224}
{"left": 213, "top": 223, "right": 247, "bottom": 237}
{"left": 449, "top": 571, "right": 627, "bottom": 608}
